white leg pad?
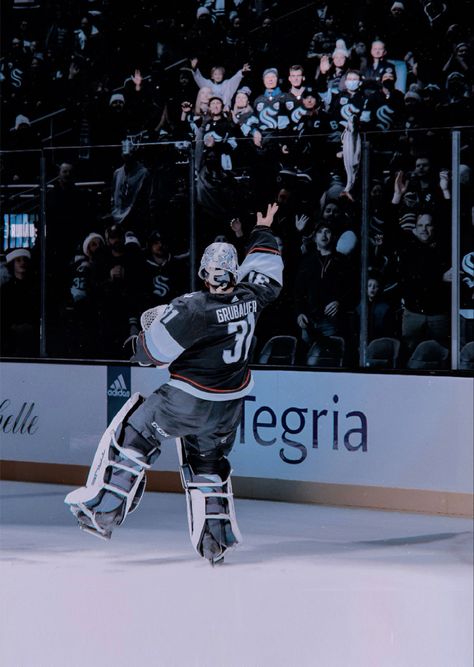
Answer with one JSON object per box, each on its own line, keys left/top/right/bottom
{"left": 65, "top": 393, "right": 149, "bottom": 538}
{"left": 176, "top": 438, "right": 242, "bottom": 560}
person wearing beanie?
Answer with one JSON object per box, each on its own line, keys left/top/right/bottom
{"left": 69, "top": 232, "right": 105, "bottom": 302}
{"left": 315, "top": 40, "right": 350, "bottom": 99}
{"left": 196, "top": 7, "right": 210, "bottom": 19}
{"left": 14, "top": 114, "right": 31, "bottom": 129}
{"left": 230, "top": 87, "right": 253, "bottom": 126}
{"left": 64, "top": 231, "right": 107, "bottom": 357}
{"left": 5, "top": 248, "right": 32, "bottom": 265}
{"left": 0, "top": 247, "right": 39, "bottom": 356}
{"left": 99, "top": 89, "right": 129, "bottom": 145}
{"left": 82, "top": 233, "right": 105, "bottom": 258}
{"left": 109, "top": 93, "right": 125, "bottom": 107}
{"left": 391, "top": 1, "right": 405, "bottom": 12}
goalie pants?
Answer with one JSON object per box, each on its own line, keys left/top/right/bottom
{"left": 126, "top": 383, "right": 243, "bottom": 475}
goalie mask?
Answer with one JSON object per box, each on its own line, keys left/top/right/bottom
{"left": 198, "top": 242, "right": 239, "bottom": 292}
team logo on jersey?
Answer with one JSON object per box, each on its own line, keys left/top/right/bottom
{"left": 107, "top": 373, "right": 131, "bottom": 398}
{"left": 152, "top": 274, "right": 170, "bottom": 298}
{"left": 10, "top": 67, "right": 24, "bottom": 88}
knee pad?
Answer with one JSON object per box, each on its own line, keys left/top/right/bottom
{"left": 176, "top": 438, "right": 242, "bottom": 564}
{"left": 65, "top": 393, "right": 159, "bottom": 539}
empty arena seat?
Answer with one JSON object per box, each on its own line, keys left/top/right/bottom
{"left": 257, "top": 335, "right": 298, "bottom": 365}
{"left": 459, "top": 341, "right": 474, "bottom": 371}
{"left": 248, "top": 335, "right": 258, "bottom": 363}
{"left": 306, "top": 336, "right": 345, "bottom": 368}
{"left": 407, "top": 340, "right": 449, "bottom": 370}
{"left": 365, "top": 337, "right": 401, "bottom": 369}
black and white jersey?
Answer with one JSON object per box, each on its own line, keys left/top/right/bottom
{"left": 363, "top": 89, "right": 406, "bottom": 131}
{"left": 326, "top": 89, "right": 370, "bottom": 134}
{"left": 143, "top": 226, "right": 283, "bottom": 400}
{"left": 141, "top": 254, "right": 187, "bottom": 312}
{"left": 240, "top": 90, "right": 295, "bottom": 137}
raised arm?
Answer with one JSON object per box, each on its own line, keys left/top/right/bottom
{"left": 256, "top": 202, "right": 279, "bottom": 227}
{"left": 238, "top": 203, "right": 283, "bottom": 292}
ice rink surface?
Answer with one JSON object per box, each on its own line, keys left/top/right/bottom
{"left": 0, "top": 481, "right": 472, "bottom": 667}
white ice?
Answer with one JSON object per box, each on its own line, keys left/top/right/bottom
{"left": 0, "top": 481, "right": 472, "bottom": 667}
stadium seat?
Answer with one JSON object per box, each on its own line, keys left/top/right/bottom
{"left": 407, "top": 340, "right": 449, "bottom": 370}
{"left": 459, "top": 341, "right": 474, "bottom": 371}
{"left": 257, "top": 335, "right": 298, "bottom": 365}
{"left": 248, "top": 335, "right": 258, "bottom": 363}
{"left": 365, "top": 337, "right": 401, "bottom": 369}
{"left": 306, "top": 336, "right": 345, "bottom": 368}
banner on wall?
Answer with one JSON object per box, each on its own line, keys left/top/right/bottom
{"left": 1, "top": 362, "right": 473, "bottom": 496}
{"left": 131, "top": 367, "right": 474, "bottom": 494}
{"left": 0, "top": 363, "right": 106, "bottom": 466}
{"left": 107, "top": 366, "right": 131, "bottom": 423}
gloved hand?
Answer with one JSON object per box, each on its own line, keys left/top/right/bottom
{"left": 124, "top": 332, "right": 153, "bottom": 366}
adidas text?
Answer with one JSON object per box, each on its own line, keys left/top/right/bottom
{"left": 107, "top": 388, "right": 131, "bottom": 397}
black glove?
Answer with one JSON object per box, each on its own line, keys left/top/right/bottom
{"left": 124, "top": 332, "right": 154, "bottom": 366}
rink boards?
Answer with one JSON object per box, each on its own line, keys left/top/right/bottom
{"left": 0, "top": 361, "right": 473, "bottom": 516}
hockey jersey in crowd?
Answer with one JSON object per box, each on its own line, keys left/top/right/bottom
{"left": 201, "top": 115, "right": 238, "bottom": 172}
{"left": 326, "top": 88, "right": 371, "bottom": 135}
{"left": 240, "top": 88, "right": 297, "bottom": 137}
{"left": 143, "top": 225, "right": 283, "bottom": 400}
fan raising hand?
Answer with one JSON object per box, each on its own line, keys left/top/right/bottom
{"left": 256, "top": 203, "right": 279, "bottom": 227}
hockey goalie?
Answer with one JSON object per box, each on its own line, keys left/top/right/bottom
{"left": 65, "top": 203, "right": 283, "bottom": 565}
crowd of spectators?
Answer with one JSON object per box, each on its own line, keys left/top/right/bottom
{"left": 1, "top": 0, "right": 473, "bottom": 367}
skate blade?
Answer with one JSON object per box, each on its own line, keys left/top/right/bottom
{"left": 80, "top": 524, "right": 112, "bottom": 541}
{"left": 210, "top": 554, "right": 225, "bottom": 567}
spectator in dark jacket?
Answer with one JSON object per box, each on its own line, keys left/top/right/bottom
{"left": 396, "top": 211, "right": 451, "bottom": 356}
{"left": 295, "top": 221, "right": 355, "bottom": 346}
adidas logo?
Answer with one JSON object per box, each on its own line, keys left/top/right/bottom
{"left": 107, "top": 374, "right": 131, "bottom": 398}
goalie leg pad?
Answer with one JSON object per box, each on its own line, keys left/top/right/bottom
{"left": 176, "top": 438, "right": 242, "bottom": 562}
{"left": 65, "top": 393, "right": 160, "bottom": 539}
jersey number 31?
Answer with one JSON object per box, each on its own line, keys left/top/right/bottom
{"left": 223, "top": 313, "right": 256, "bottom": 364}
